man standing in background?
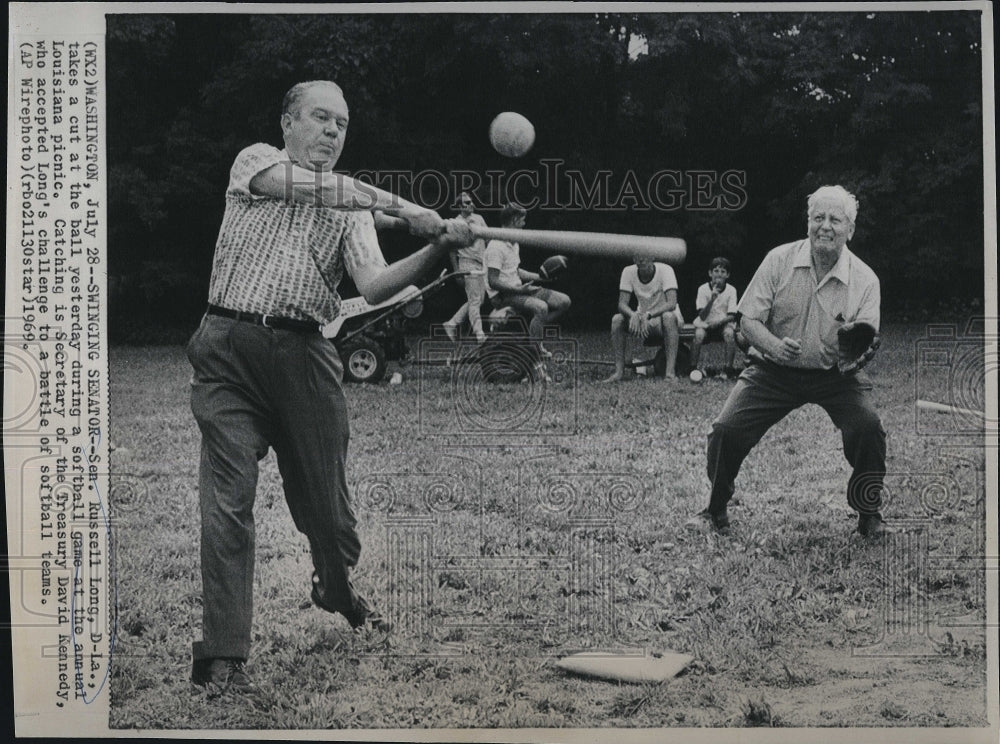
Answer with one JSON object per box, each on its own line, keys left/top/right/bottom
{"left": 443, "top": 191, "right": 489, "bottom": 344}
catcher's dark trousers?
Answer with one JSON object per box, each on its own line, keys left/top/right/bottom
{"left": 187, "top": 314, "right": 364, "bottom": 662}
{"left": 707, "top": 360, "right": 886, "bottom": 516}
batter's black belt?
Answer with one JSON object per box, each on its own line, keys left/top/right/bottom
{"left": 207, "top": 304, "right": 321, "bottom": 333}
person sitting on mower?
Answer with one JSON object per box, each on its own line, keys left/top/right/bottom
{"left": 484, "top": 202, "right": 571, "bottom": 379}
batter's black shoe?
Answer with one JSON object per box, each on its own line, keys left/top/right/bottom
{"left": 857, "top": 513, "right": 889, "bottom": 538}
{"left": 344, "top": 604, "right": 392, "bottom": 633}
{"left": 191, "top": 658, "right": 255, "bottom": 695}
{"left": 311, "top": 576, "right": 392, "bottom": 633}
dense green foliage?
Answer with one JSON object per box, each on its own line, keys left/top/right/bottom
{"left": 107, "top": 12, "right": 984, "bottom": 338}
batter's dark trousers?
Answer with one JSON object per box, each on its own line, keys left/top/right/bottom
{"left": 706, "top": 360, "right": 886, "bottom": 516}
{"left": 186, "top": 314, "right": 364, "bottom": 661}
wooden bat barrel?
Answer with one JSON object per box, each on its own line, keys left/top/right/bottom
{"left": 468, "top": 225, "right": 686, "bottom": 265}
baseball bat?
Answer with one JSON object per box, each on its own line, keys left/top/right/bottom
{"left": 916, "top": 400, "right": 987, "bottom": 419}
{"left": 468, "top": 225, "right": 686, "bottom": 265}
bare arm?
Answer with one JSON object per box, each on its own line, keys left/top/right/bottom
{"left": 352, "top": 220, "right": 471, "bottom": 305}
{"left": 372, "top": 210, "right": 410, "bottom": 231}
{"left": 740, "top": 316, "right": 801, "bottom": 363}
{"left": 661, "top": 288, "right": 677, "bottom": 314}
{"left": 616, "top": 290, "right": 635, "bottom": 317}
{"left": 518, "top": 267, "right": 541, "bottom": 284}
{"left": 251, "top": 164, "right": 442, "bottom": 239}
{"left": 697, "top": 290, "right": 718, "bottom": 321}
{"left": 489, "top": 267, "right": 533, "bottom": 295}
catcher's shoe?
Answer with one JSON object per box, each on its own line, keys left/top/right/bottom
{"left": 684, "top": 507, "right": 730, "bottom": 532}
{"left": 857, "top": 513, "right": 890, "bottom": 538}
{"left": 192, "top": 657, "right": 255, "bottom": 695}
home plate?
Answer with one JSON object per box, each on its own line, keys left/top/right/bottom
{"left": 555, "top": 651, "right": 694, "bottom": 684}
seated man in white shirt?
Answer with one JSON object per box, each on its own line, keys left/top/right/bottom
{"left": 602, "top": 255, "right": 683, "bottom": 382}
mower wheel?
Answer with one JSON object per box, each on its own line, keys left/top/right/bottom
{"left": 339, "top": 335, "right": 387, "bottom": 383}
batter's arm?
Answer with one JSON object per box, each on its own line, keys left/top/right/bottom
{"left": 353, "top": 219, "right": 471, "bottom": 305}
{"left": 251, "top": 164, "right": 442, "bottom": 239}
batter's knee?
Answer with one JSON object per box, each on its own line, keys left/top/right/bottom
{"left": 611, "top": 313, "right": 625, "bottom": 332}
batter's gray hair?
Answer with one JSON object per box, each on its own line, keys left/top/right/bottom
{"left": 282, "top": 81, "right": 345, "bottom": 117}
{"left": 808, "top": 185, "right": 859, "bottom": 224}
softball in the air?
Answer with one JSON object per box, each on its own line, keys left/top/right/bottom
{"left": 489, "top": 112, "right": 535, "bottom": 158}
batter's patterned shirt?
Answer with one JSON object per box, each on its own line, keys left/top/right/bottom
{"left": 207, "top": 143, "right": 387, "bottom": 324}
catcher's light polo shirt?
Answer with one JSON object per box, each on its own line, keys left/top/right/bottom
{"left": 738, "top": 239, "right": 880, "bottom": 370}
{"left": 208, "top": 144, "right": 387, "bottom": 324}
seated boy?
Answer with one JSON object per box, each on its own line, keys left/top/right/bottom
{"left": 691, "top": 256, "right": 739, "bottom": 378}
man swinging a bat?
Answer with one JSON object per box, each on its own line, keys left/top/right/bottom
{"left": 692, "top": 185, "right": 888, "bottom": 537}
{"left": 186, "top": 80, "right": 472, "bottom": 695}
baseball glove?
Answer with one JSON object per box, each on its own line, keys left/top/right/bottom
{"left": 836, "top": 322, "right": 881, "bottom": 374}
{"left": 538, "top": 255, "right": 568, "bottom": 281}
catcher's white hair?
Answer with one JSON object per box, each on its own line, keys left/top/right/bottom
{"left": 808, "top": 185, "right": 859, "bottom": 224}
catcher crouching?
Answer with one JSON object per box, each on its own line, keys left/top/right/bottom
{"left": 691, "top": 185, "right": 888, "bottom": 537}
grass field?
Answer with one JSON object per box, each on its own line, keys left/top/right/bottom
{"left": 107, "top": 324, "right": 988, "bottom": 731}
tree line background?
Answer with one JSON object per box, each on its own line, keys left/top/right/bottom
{"left": 106, "top": 11, "right": 985, "bottom": 343}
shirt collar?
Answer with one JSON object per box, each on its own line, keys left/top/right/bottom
{"left": 794, "top": 239, "right": 853, "bottom": 286}
{"left": 827, "top": 246, "right": 853, "bottom": 285}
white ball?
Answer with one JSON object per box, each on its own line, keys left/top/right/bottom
{"left": 489, "top": 112, "right": 535, "bottom": 158}
{"left": 389, "top": 372, "right": 403, "bottom": 385}
{"left": 689, "top": 369, "right": 704, "bottom": 384}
